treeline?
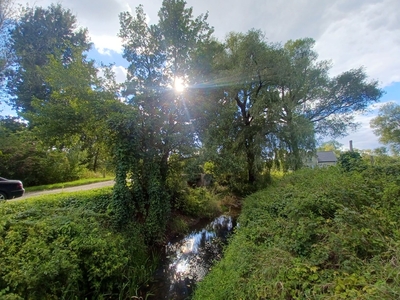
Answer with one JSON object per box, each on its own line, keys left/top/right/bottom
{"left": 0, "top": 0, "right": 385, "bottom": 242}
{"left": 1, "top": 3, "right": 118, "bottom": 185}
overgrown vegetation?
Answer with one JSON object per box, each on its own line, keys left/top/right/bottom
{"left": 194, "top": 166, "right": 400, "bottom": 299}
{"left": 0, "top": 188, "right": 156, "bottom": 299}
{"left": 1, "top": 0, "right": 397, "bottom": 299}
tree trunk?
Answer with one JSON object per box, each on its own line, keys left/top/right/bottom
{"left": 246, "top": 144, "right": 256, "bottom": 184}
{"left": 244, "top": 127, "right": 257, "bottom": 184}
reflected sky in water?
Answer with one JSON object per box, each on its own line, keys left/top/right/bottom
{"left": 148, "top": 215, "right": 235, "bottom": 299}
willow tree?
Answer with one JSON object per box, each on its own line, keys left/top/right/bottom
{"left": 201, "top": 34, "right": 383, "bottom": 184}
{"left": 196, "top": 30, "right": 279, "bottom": 186}
{"left": 113, "top": 0, "right": 214, "bottom": 241}
{"left": 274, "top": 38, "right": 383, "bottom": 170}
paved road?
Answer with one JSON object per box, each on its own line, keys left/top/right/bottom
{"left": 17, "top": 180, "right": 115, "bottom": 200}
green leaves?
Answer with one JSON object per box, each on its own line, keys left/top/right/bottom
{"left": 194, "top": 166, "right": 400, "bottom": 299}
{"left": 370, "top": 102, "right": 400, "bottom": 153}
{"left": 113, "top": 0, "right": 217, "bottom": 242}
{"left": 0, "top": 189, "right": 152, "bottom": 299}
{"left": 7, "top": 3, "right": 91, "bottom": 113}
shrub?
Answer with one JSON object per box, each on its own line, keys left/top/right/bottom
{"left": 194, "top": 167, "right": 400, "bottom": 299}
{"left": 0, "top": 189, "right": 155, "bottom": 299}
{"left": 181, "top": 187, "right": 220, "bottom": 218}
{"left": 338, "top": 151, "right": 366, "bottom": 172}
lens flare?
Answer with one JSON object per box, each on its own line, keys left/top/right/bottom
{"left": 174, "top": 77, "right": 186, "bottom": 92}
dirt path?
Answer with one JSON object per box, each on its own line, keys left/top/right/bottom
{"left": 17, "top": 180, "right": 115, "bottom": 200}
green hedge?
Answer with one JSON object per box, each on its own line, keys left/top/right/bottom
{"left": 0, "top": 188, "right": 154, "bottom": 299}
{"left": 194, "top": 166, "right": 400, "bottom": 299}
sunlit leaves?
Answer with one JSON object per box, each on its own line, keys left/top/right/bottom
{"left": 370, "top": 102, "right": 400, "bottom": 153}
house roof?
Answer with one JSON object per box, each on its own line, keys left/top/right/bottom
{"left": 317, "top": 151, "right": 337, "bottom": 163}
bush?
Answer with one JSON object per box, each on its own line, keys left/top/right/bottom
{"left": 338, "top": 151, "right": 366, "bottom": 172}
{"left": 194, "top": 166, "right": 400, "bottom": 299}
{"left": 0, "top": 188, "right": 155, "bottom": 299}
{"left": 180, "top": 187, "right": 220, "bottom": 218}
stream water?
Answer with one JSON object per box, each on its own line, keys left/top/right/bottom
{"left": 145, "top": 215, "right": 237, "bottom": 299}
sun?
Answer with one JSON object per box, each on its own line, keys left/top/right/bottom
{"left": 174, "top": 77, "right": 186, "bottom": 92}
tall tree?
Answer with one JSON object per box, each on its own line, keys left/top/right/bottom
{"left": 7, "top": 4, "right": 116, "bottom": 172}
{"left": 114, "top": 0, "right": 214, "bottom": 241}
{"left": 273, "top": 38, "right": 383, "bottom": 170}
{"left": 0, "top": 0, "right": 16, "bottom": 101}
{"left": 7, "top": 4, "right": 91, "bottom": 113}
{"left": 370, "top": 102, "right": 400, "bottom": 153}
{"left": 25, "top": 49, "right": 118, "bottom": 172}
{"left": 197, "top": 30, "right": 280, "bottom": 185}
{"left": 201, "top": 35, "right": 383, "bottom": 181}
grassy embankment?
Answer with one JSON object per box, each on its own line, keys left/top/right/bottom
{"left": 194, "top": 166, "right": 400, "bottom": 299}
{"left": 0, "top": 179, "right": 227, "bottom": 299}
{"left": 0, "top": 188, "right": 154, "bottom": 299}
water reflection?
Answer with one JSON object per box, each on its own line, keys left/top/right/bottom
{"left": 148, "top": 215, "right": 235, "bottom": 299}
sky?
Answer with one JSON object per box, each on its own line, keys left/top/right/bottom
{"left": 3, "top": 0, "right": 400, "bottom": 150}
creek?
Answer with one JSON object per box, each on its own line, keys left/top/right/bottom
{"left": 145, "top": 215, "right": 237, "bottom": 299}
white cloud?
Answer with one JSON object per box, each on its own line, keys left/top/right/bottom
{"left": 90, "top": 35, "right": 123, "bottom": 55}
{"left": 17, "top": 0, "right": 400, "bottom": 88}
{"left": 112, "top": 65, "right": 127, "bottom": 84}
{"left": 315, "top": 0, "right": 400, "bottom": 86}
{"left": 337, "top": 113, "right": 382, "bottom": 150}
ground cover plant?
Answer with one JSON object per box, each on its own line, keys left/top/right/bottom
{"left": 0, "top": 188, "right": 155, "bottom": 299}
{"left": 194, "top": 166, "right": 400, "bottom": 299}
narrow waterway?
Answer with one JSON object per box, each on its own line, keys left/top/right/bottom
{"left": 146, "top": 215, "right": 236, "bottom": 299}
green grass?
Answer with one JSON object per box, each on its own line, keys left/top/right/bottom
{"left": 194, "top": 166, "right": 400, "bottom": 299}
{"left": 24, "top": 176, "right": 114, "bottom": 192}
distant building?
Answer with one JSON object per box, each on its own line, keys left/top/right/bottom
{"left": 316, "top": 151, "right": 338, "bottom": 166}
{"left": 304, "top": 151, "right": 338, "bottom": 168}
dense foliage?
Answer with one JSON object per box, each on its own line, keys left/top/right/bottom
{"left": 196, "top": 32, "right": 382, "bottom": 185}
{"left": 2, "top": 0, "right": 383, "bottom": 186}
{"left": 1, "top": 1, "right": 396, "bottom": 299}
{"left": 110, "top": 0, "right": 215, "bottom": 242}
{"left": 3, "top": 4, "right": 117, "bottom": 176}
{"left": 0, "top": 116, "right": 84, "bottom": 186}
{"left": 1, "top": 0, "right": 384, "bottom": 244}
{"left": 0, "top": 0, "right": 15, "bottom": 94}
{"left": 7, "top": 4, "right": 91, "bottom": 113}
{"left": 194, "top": 166, "right": 400, "bottom": 299}
{"left": 370, "top": 102, "right": 400, "bottom": 154}
{"left": 0, "top": 188, "right": 154, "bottom": 299}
